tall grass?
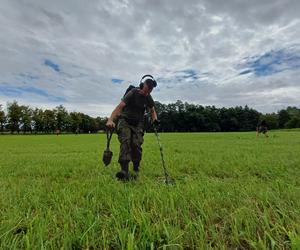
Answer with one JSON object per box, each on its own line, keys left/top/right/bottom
{"left": 0, "top": 132, "right": 300, "bottom": 249}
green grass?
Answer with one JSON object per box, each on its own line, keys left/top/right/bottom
{"left": 0, "top": 132, "right": 300, "bottom": 249}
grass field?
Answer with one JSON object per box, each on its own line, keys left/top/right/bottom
{"left": 0, "top": 131, "right": 300, "bottom": 249}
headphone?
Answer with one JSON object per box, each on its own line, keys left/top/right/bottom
{"left": 139, "top": 75, "right": 157, "bottom": 89}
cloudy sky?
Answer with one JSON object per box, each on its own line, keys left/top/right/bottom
{"left": 1, "top": 0, "right": 300, "bottom": 117}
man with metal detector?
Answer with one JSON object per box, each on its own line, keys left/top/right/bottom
{"left": 256, "top": 119, "right": 269, "bottom": 138}
{"left": 106, "top": 75, "right": 159, "bottom": 181}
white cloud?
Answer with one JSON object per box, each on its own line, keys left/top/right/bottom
{"left": 0, "top": 0, "right": 300, "bottom": 117}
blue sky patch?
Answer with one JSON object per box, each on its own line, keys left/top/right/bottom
{"left": 174, "top": 69, "right": 206, "bottom": 83}
{"left": 240, "top": 48, "right": 300, "bottom": 76}
{"left": 0, "top": 84, "right": 66, "bottom": 102}
{"left": 47, "top": 95, "right": 66, "bottom": 102}
{"left": 0, "top": 85, "right": 20, "bottom": 96}
{"left": 19, "top": 86, "right": 51, "bottom": 97}
{"left": 239, "top": 69, "right": 252, "bottom": 75}
{"left": 111, "top": 78, "right": 123, "bottom": 84}
{"left": 180, "top": 69, "right": 200, "bottom": 80}
{"left": 162, "top": 69, "right": 201, "bottom": 83}
{"left": 19, "top": 73, "right": 39, "bottom": 80}
{"left": 156, "top": 69, "right": 204, "bottom": 86}
{"left": 44, "top": 59, "right": 60, "bottom": 72}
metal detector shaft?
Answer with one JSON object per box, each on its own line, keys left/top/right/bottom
{"left": 153, "top": 126, "right": 170, "bottom": 184}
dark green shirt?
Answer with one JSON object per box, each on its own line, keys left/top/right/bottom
{"left": 120, "top": 88, "right": 154, "bottom": 125}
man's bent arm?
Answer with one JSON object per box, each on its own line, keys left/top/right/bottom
{"left": 106, "top": 101, "right": 126, "bottom": 128}
{"left": 150, "top": 107, "right": 158, "bottom": 121}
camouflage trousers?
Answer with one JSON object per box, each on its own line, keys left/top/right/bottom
{"left": 257, "top": 125, "right": 267, "bottom": 134}
{"left": 117, "top": 118, "right": 144, "bottom": 164}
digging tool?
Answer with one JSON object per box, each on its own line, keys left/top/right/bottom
{"left": 102, "top": 128, "right": 114, "bottom": 166}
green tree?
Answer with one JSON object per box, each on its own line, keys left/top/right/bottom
{"left": 32, "top": 108, "right": 44, "bottom": 134}
{"left": 20, "top": 105, "right": 33, "bottom": 134}
{"left": 286, "top": 106, "right": 300, "bottom": 118}
{"left": 69, "top": 112, "right": 83, "bottom": 133}
{"left": 285, "top": 116, "right": 300, "bottom": 128}
{"left": 278, "top": 109, "right": 290, "bottom": 128}
{"left": 95, "top": 116, "right": 106, "bottom": 131}
{"left": 7, "top": 101, "right": 22, "bottom": 134}
{"left": 0, "top": 104, "right": 6, "bottom": 134}
{"left": 285, "top": 107, "right": 300, "bottom": 128}
{"left": 239, "top": 105, "right": 260, "bottom": 131}
{"left": 43, "top": 109, "right": 55, "bottom": 133}
{"left": 54, "top": 105, "right": 69, "bottom": 131}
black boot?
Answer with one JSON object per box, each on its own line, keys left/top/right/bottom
{"left": 131, "top": 161, "right": 140, "bottom": 180}
{"left": 116, "top": 161, "right": 129, "bottom": 181}
{"left": 133, "top": 161, "right": 140, "bottom": 172}
{"left": 131, "top": 170, "right": 139, "bottom": 180}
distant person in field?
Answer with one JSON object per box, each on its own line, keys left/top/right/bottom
{"left": 256, "top": 119, "right": 269, "bottom": 137}
{"left": 106, "top": 75, "right": 159, "bottom": 181}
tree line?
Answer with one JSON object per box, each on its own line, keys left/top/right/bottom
{"left": 0, "top": 101, "right": 106, "bottom": 134}
{"left": 152, "top": 100, "right": 300, "bottom": 132}
{"left": 0, "top": 100, "right": 299, "bottom": 134}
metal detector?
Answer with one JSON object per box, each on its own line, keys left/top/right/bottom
{"left": 153, "top": 124, "right": 175, "bottom": 185}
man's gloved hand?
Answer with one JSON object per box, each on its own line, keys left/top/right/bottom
{"left": 106, "top": 118, "right": 115, "bottom": 129}
{"left": 152, "top": 119, "right": 160, "bottom": 127}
